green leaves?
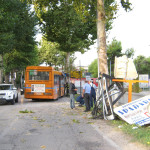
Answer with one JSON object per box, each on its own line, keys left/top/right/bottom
{"left": 134, "top": 55, "right": 150, "bottom": 74}
{"left": 38, "top": 1, "right": 96, "bottom": 53}
{"left": 1, "top": 0, "right": 38, "bottom": 74}
{"left": 38, "top": 37, "right": 76, "bottom": 69}
{"left": 88, "top": 59, "right": 98, "bottom": 78}
{"left": 121, "top": 0, "right": 132, "bottom": 12}
{"left": 107, "top": 38, "right": 122, "bottom": 61}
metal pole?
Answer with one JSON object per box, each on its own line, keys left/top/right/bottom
{"left": 110, "top": 60, "right": 111, "bottom": 76}
{"left": 110, "top": 59, "right": 111, "bottom": 84}
{"left": 80, "top": 60, "right": 81, "bottom": 95}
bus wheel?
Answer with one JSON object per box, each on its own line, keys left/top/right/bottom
{"left": 11, "top": 96, "right": 15, "bottom": 105}
{"left": 32, "top": 99, "right": 36, "bottom": 101}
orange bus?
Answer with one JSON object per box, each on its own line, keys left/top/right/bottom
{"left": 24, "top": 66, "right": 65, "bottom": 100}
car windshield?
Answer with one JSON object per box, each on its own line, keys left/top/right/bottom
{"left": 0, "top": 85, "right": 13, "bottom": 90}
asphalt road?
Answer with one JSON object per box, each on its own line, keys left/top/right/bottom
{"left": 0, "top": 94, "right": 123, "bottom": 150}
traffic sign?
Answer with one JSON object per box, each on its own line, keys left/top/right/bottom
{"left": 70, "top": 71, "right": 82, "bottom": 78}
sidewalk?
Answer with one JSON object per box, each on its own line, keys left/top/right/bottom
{"left": 118, "top": 90, "right": 150, "bottom": 105}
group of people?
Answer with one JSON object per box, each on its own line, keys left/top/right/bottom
{"left": 69, "top": 79, "right": 96, "bottom": 112}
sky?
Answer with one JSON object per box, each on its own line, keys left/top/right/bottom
{"left": 74, "top": 0, "right": 150, "bottom": 67}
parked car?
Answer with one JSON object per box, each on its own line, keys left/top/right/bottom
{"left": 0, "top": 84, "right": 18, "bottom": 105}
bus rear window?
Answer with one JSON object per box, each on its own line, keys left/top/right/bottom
{"left": 29, "top": 70, "right": 49, "bottom": 80}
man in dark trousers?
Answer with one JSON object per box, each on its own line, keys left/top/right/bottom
{"left": 82, "top": 80, "right": 91, "bottom": 112}
{"left": 76, "top": 95, "right": 84, "bottom": 106}
{"left": 69, "top": 79, "right": 77, "bottom": 109}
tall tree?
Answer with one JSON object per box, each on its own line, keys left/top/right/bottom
{"left": 134, "top": 55, "right": 150, "bottom": 74}
{"left": 97, "top": 0, "right": 131, "bottom": 76}
{"left": 88, "top": 59, "right": 98, "bottom": 78}
{"left": 31, "top": 0, "right": 117, "bottom": 72}
{"left": 124, "top": 48, "right": 135, "bottom": 58}
{"left": 107, "top": 38, "right": 122, "bottom": 75}
{"left": 0, "top": 0, "right": 18, "bottom": 56}
{"left": 1, "top": 0, "right": 38, "bottom": 83}
{"left": 27, "top": 0, "right": 131, "bottom": 75}
{"left": 36, "top": 1, "right": 97, "bottom": 72}
{"left": 38, "top": 37, "right": 76, "bottom": 71}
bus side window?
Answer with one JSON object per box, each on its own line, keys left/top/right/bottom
{"left": 54, "top": 75, "right": 56, "bottom": 85}
{"left": 54, "top": 75, "right": 59, "bottom": 85}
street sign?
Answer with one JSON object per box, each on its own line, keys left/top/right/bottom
{"left": 70, "top": 71, "right": 82, "bottom": 78}
{"left": 86, "top": 76, "right": 91, "bottom": 81}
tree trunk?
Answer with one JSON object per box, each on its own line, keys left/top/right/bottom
{"left": 65, "top": 52, "right": 70, "bottom": 73}
{"left": 97, "top": 0, "right": 108, "bottom": 76}
{"left": 0, "top": 55, "right": 4, "bottom": 83}
{"left": 5, "top": 74, "right": 9, "bottom": 84}
{"left": 0, "top": 69, "right": 2, "bottom": 84}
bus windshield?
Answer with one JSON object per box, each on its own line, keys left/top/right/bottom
{"left": 29, "top": 70, "right": 49, "bottom": 80}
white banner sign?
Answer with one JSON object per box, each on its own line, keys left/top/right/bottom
{"left": 75, "top": 80, "right": 85, "bottom": 87}
{"left": 114, "top": 95, "right": 150, "bottom": 126}
{"left": 139, "top": 74, "right": 149, "bottom": 88}
{"left": 31, "top": 84, "right": 45, "bottom": 93}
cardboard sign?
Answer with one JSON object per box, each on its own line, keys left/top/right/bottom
{"left": 114, "top": 55, "right": 138, "bottom": 79}
{"left": 114, "top": 95, "right": 150, "bottom": 126}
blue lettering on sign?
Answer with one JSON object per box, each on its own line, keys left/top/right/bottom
{"left": 139, "top": 103, "right": 144, "bottom": 106}
{"left": 118, "top": 111, "right": 124, "bottom": 115}
{"left": 132, "top": 104, "right": 139, "bottom": 109}
{"left": 143, "top": 100, "right": 149, "bottom": 104}
{"left": 135, "top": 117, "right": 150, "bottom": 125}
{"left": 128, "top": 107, "right": 134, "bottom": 111}
{"left": 117, "top": 99, "right": 150, "bottom": 116}
{"left": 123, "top": 109, "right": 128, "bottom": 113}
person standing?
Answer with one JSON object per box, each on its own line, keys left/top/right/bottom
{"left": 90, "top": 79, "right": 96, "bottom": 107}
{"left": 82, "top": 80, "right": 91, "bottom": 112}
{"left": 69, "top": 79, "right": 77, "bottom": 109}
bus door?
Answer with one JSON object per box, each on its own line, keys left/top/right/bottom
{"left": 59, "top": 76, "right": 61, "bottom": 97}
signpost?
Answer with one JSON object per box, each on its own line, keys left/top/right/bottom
{"left": 112, "top": 79, "right": 148, "bottom": 103}
{"left": 113, "top": 55, "right": 148, "bottom": 103}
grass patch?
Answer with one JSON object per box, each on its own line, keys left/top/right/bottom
{"left": 74, "top": 94, "right": 80, "bottom": 100}
{"left": 19, "top": 109, "right": 34, "bottom": 113}
{"left": 87, "top": 122, "right": 94, "bottom": 124}
{"left": 79, "top": 132, "right": 83, "bottom": 134}
{"left": 38, "top": 119, "right": 46, "bottom": 122}
{"left": 111, "top": 119, "right": 150, "bottom": 146}
{"left": 72, "top": 119, "right": 80, "bottom": 124}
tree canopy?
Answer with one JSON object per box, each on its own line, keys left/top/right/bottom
{"left": 38, "top": 1, "right": 96, "bottom": 53}
{"left": 0, "top": 0, "right": 38, "bottom": 75}
{"left": 38, "top": 37, "right": 76, "bottom": 70}
{"left": 88, "top": 59, "right": 98, "bottom": 78}
{"left": 26, "top": 0, "right": 120, "bottom": 53}
{"left": 0, "top": 0, "right": 18, "bottom": 55}
{"left": 134, "top": 55, "right": 150, "bottom": 75}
